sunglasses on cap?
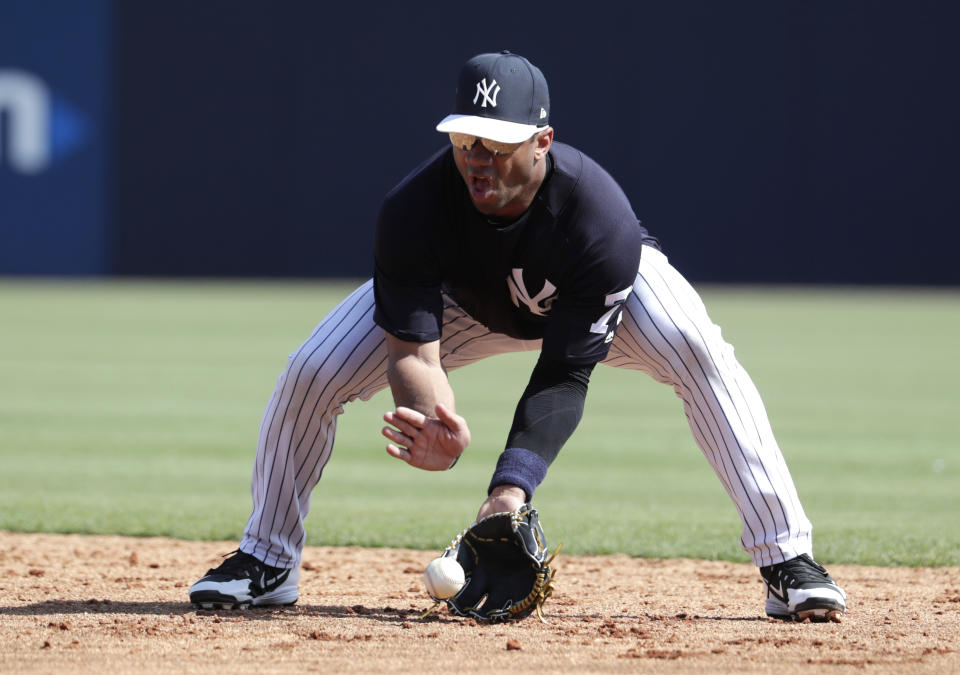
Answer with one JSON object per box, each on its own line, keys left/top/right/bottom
{"left": 448, "top": 133, "right": 528, "bottom": 156}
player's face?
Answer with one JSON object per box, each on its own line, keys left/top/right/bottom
{"left": 451, "top": 128, "right": 553, "bottom": 220}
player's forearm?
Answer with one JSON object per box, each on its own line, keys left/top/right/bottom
{"left": 384, "top": 333, "right": 456, "bottom": 417}
{"left": 386, "top": 354, "right": 455, "bottom": 417}
{"left": 488, "top": 355, "right": 595, "bottom": 499}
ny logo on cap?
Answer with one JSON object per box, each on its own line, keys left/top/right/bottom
{"left": 473, "top": 78, "right": 501, "bottom": 108}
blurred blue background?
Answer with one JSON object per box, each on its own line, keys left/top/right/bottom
{"left": 2, "top": 1, "right": 958, "bottom": 283}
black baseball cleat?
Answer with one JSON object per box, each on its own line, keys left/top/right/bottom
{"left": 189, "top": 550, "right": 299, "bottom": 610}
{"left": 760, "top": 554, "right": 846, "bottom": 622}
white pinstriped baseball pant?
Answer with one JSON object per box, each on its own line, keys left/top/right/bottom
{"left": 239, "top": 246, "right": 813, "bottom": 569}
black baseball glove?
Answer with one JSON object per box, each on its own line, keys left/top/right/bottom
{"left": 442, "top": 503, "right": 557, "bottom": 622}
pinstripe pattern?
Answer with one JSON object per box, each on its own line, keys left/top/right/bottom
{"left": 604, "top": 247, "right": 812, "bottom": 566}
{"left": 241, "top": 282, "right": 389, "bottom": 566}
{"left": 239, "top": 282, "right": 540, "bottom": 567}
{"left": 240, "top": 247, "right": 813, "bottom": 569}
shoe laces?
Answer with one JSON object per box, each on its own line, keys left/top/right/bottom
{"left": 207, "top": 549, "right": 264, "bottom": 578}
{"left": 771, "top": 554, "right": 832, "bottom": 586}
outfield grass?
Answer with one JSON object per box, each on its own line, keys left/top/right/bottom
{"left": 0, "top": 280, "right": 957, "bottom": 566}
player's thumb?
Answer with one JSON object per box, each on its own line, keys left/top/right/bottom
{"left": 436, "top": 404, "right": 471, "bottom": 448}
{"left": 434, "top": 402, "right": 462, "bottom": 428}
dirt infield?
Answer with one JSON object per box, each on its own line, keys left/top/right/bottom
{"left": 1, "top": 532, "right": 957, "bottom": 673}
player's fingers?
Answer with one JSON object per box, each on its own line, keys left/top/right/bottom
{"left": 393, "top": 406, "right": 427, "bottom": 428}
{"left": 382, "top": 414, "right": 420, "bottom": 440}
{"left": 385, "top": 443, "right": 412, "bottom": 463}
{"left": 382, "top": 426, "right": 418, "bottom": 448}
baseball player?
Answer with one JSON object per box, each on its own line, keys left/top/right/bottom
{"left": 190, "top": 51, "right": 846, "bottom": 622}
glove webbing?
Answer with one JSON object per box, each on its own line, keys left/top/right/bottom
{"left": 510, "top": 542, "right": 561, "bottom": 622}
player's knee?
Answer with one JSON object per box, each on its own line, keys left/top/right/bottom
{"left": 657, "top": 319, "right": 732, "bottom": 377}
{"left": 285, "top": 346, "right": 387, "bottom": 408}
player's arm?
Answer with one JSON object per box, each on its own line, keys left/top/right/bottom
{"left": 477, "top": 227, "right": 641, "bottom": 518}
{"left": 381, "top": 333, "right": 472, "bottom": 472}
{"left": 384, "top": 333, "right": 453, "bottom": 414}
{"left": 477, "top": 354, "right": 595, "bottom": 519}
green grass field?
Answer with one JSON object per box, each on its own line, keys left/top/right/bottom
{"left": 1, "top": 280, "right": 957, "bottom": 566}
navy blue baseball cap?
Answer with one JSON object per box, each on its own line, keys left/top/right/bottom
{"left": 436, "top": 51, "right": 550, "bottom": 143}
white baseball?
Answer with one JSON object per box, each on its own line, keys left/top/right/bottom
{"left": 423, "top": 556, "right": 465, "bottom": 599}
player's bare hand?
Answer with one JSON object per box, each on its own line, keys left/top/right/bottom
{"left": 382, "top": 403, "right": 471, "bottom": 471}
{"left": 476, "top": 484, "right": 526, "bottom": 520}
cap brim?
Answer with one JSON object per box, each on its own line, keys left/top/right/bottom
{"left": 435, "top": 114, "right": 545, "bottom": 143}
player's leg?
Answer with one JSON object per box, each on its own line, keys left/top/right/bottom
{"left": 604, "top": 246, "right": 845, "bottom": 621}
{"left": 191, "top": 280, "right": 391, "bottom": 608}
{"left": 190, "top": 286, "right": 533, "bottom": 609}
{"left": 436, "top": 293, "right": 542, "bottom": 370}
{"left": 238, "top": 290, "right": 533, "bottom": 569}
